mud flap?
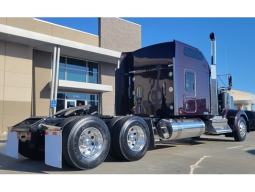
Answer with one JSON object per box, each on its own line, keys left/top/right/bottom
{"left": 45, "top": 130, "right": 62, "bottom": 168}
{"left": 5, "top": 130, "right": 19, "bottom": 159}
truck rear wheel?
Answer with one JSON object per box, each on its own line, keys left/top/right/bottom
{"left": 234, "top": 117, "right": 247, "bottom": 141}
{"left": 62, "top": 116, "right": 111, "bottom": 170}
{"left": 112, "top": 116, "right": 150, "bottom": 161}
{"left": 106, "top": 116, "right": 126, "bottom": 160}
{"left": 56, "top": 116, "right": 84, "bottom": 165}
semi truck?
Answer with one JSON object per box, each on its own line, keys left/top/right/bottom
{"left": 2, "top": 33, "right": 251, "bottom": 170}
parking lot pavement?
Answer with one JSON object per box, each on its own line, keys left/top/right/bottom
{"left": 0, "top": 141, "right": 7, "bottom": 155}
{"left": 1, "top": 132, "right": 255, "bottom": 174}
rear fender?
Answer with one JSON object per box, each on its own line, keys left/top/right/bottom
{"left": 5, "top": 128, "right": 19, "bottom": 159}
{"left": 5, "top": 124, "right": 63, "bottom": 169}
{"left": 44, "top": 125, "right": 62, "bottom": 169}
{"left": 222, "top": 109, "right": 250, "bottom": 132}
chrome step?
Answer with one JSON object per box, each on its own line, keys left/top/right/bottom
{"left": 204, "top": 116, "right": 232, "bottom": 135}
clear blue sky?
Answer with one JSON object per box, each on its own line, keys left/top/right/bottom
{"left": 38, "top": 17, "right": 255, "bottom": 94}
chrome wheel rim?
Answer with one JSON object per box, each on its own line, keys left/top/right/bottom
{"left": 239, "top": 121, "right": 246, "bottom": 136}
{"left": 127, "top": 126, "right": 146, "bottom": 152}
{"left": 78, "top": 127, "right": 104, "bottom": 158}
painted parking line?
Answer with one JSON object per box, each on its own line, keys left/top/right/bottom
{"left": 147, "top": 165, "right": 155, "bottom": 171}
{"left": 242, "top": 147, "right": 255, "bottom": 151}
{"left": 226, "top": 145, "right": 255, "bottom": 151}
{"left": 226, "top": 145, "right": 243, "bottom": 149}
{"left": 190, "top": 156, "right": 210, "bottom": 174}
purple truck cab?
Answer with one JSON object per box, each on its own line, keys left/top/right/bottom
{"left": 116, "top": 40, "right": 211, "bottom": 118}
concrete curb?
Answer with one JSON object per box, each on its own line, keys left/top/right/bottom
{"left": 0, "top": 135, "right": 7, "bottom": 142}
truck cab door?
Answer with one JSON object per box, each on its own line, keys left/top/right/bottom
{"left": 184, "top": 70, "right": 197, "bottom": 113}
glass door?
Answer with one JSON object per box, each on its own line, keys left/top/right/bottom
{"left": 65, "top": 100, "right": 76, "bottom": 109}
{"left": 76, "top": 100, "right": 85, "bottom": 107}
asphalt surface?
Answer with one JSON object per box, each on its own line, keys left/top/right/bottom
{"left": 1, "top": 132, "right": 255, "bottom": 174}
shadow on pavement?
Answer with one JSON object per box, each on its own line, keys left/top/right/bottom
{"left": 246, "top": 150, "right": 255, "bottom": 156}
{"left": 146, "top": 136, "right": 237, "bottom": 152}
{"left": 0, "top": 135, "right": 237, "bottom": 173}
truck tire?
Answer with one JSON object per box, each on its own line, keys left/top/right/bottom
{"left": 62, "top": 116, "right": 111, "bottom": 170}
{"left": 106, "top": 116, "right": 126, "bottom": 160}
{"left": 55, "top": 116, "right": 84, "bottom": 165}
{"left": 18, "top": 132, "right": 44, "bottom": 160}
{"left": 234, "top": 117, "right": 247, "bottom": 141}
{"left": 57, "top": 116, "right": 82, "bottom": 128}
{"left": 112, "top": 116, "right": 150, "bottom": 161}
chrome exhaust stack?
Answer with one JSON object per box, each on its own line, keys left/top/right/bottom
{"left": 156, "top": 118, "right": 205, "bottom": 141}
{"left": 210, "top": 32, "right": 219, "bottom": 116}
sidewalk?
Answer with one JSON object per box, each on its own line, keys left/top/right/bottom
{"left": 0, "top": 135, "right": 7, "bottom": 142}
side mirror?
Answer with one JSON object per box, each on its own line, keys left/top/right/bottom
{"left": 228, "top": 75, "right": 232, "bottom": 90}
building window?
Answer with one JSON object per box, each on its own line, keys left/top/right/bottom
{"left": 87, "top": 94, "right": 99, "bottom": 112}
{"left": 88, "top": 61, "right": 98, "bottom": 83}
{"left": 66, "top": 57, "right": 87, "bottom": 82}
{"left": 59, "top": 56, "right": 66, "bottom": 80}
{"left": 54, "top": 56, "right": 99, "bottom": 84}
{"left": 56, "top": 92, "right": 99, "bottom": 113}
{"left": 185, "top": 72, "right": 195, "bottom": 91}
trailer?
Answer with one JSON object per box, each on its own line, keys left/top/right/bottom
{"left": 3, "top": 33, "right": 251, "bottom": 170}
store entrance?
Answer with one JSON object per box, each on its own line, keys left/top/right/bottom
{"left": 76, "top": 100, "right": 85, "bottom": 107}
{"left": 65, "top": 100, "right": 76, "bottom": 108}
{"left": 65, "top": 100, "right": 86, "bottom": 109}
{"left": 57, "top": 92, "right": 99, "bottom": 112}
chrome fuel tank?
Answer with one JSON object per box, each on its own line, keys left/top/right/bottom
{"left": 156, "top": 118, "right": 205, "bottom": 141}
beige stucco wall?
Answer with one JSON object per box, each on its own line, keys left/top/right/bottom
{"left": 0, "top": 41, "right": 4, "bottom": 135}
{"left": 99, "top": 17, "right": 141, "bottom": 52}
{"left": 0, "top": 18, "right": 6, "bottom": 25}
{"left": 231, "top": 90, "right": 255, "bottom": 110}
{"left": 0, "top": 40, "right": 33, "bottom": 135}
{"left": 32, "top": 50, "right": 52, "bottom": 116}
{"left": 1, "top": 17, "right": 99, "bottom": 47}
{"left": 100, "top": 62, "right": 116, "bottom": 115}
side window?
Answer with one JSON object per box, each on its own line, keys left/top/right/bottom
{"left": 183, "top": 47, "right": 204, "bottom": 61}
{"left": 185, "top": 72, "right": 195, "bottom": 91}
